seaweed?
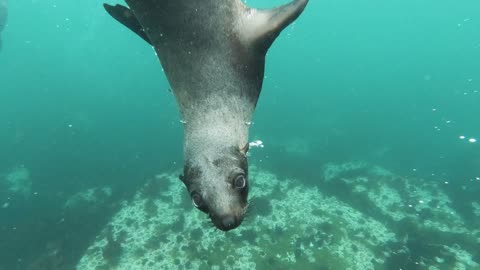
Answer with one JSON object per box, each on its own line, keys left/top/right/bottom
{"left": 251, "top": 196, "right": 273, "bottom": 217}
{"left": 102, "top": 228, "right": 123, "bottom": 267}
{"left": 240, "top": 229, "right": 257, "bottom": 244}
{"left": 144, "top": 199, "right": 158, "bottom": 218}
{"left": 140, "top": 177, "right": 170, "bottom": 199}
{"left": 190, "top": 228, "right": 203, "bottom": 241}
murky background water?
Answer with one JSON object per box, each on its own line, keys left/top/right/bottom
{"left": 1, "top": 0, "right": 479, "bottom": 269}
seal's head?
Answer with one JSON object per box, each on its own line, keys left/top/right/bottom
{"left": 180, "top": 144, "right": 249, "bottom": 231}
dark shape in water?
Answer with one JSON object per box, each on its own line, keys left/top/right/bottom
{"left": 0, "top": 0, "right": 7, "bottom": 51}
{"left": 103, "top": 0, "right": 308, "bottom": 231}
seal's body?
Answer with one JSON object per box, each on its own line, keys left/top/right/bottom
{"left": 104, "top": 0, "right": 308, "bottom": 231}
{"left": 0, "top": 0, "right": 8, "bottom": 51}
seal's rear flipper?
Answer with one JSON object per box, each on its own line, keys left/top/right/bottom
{"left": 103, "top": 3, "right": 152, "bottom": 45}
{"left": 241, "top": 0, "right": 309, "bottom": 52}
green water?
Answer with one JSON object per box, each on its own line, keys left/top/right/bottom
{"left": 0, "top": 0, "right": 479, "bottom": 269}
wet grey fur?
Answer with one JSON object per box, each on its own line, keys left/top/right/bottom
{"left": 104, "top": 0, "right": 308, "bottom": 231}
{"left": 0, "top": 0, "right": 7, "bottom": 51}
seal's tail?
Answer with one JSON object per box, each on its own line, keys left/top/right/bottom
{"left": 103, "top": 0, "right": 309, "bottom": 52}
{"left": 103, "top": 3, "right": 151, "bottom": 45}
{"left": 238, "top": 0, "right": 309, "bottom": 53}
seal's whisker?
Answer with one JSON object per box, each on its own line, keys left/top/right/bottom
{"left": 248, "top": 195, "right": 257, "bottom": 207}
{"left": 247, "top": 200, "right": 255, "bottom": 211}
{"left": 242, "top": 201, "right": 250, "bottom": 216}
{"left": 243, "top": 201, "right": 253, "bottom": 220}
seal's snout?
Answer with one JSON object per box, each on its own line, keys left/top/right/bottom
{"left": 220, "top": 215, "right": 237, "bottom": 231}
{"left": 214, "top": 214, "right": 242, "bottom": 231}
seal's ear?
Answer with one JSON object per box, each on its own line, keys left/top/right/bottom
{"left": 240, "top": 143, "right": 250, "bottom": 156}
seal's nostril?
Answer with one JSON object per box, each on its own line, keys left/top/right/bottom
{"left": 221, "top": 215, "right": 236, "bottom": 230}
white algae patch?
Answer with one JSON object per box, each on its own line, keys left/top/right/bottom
{"left": 1, "top": 166, "right": 32, "bottom": 198}
{"left": 64, "top": 187, "right": 113, "bottom": 209}
{"left": 77, "top": 163, "right": 479, "bottom": 270}
{"left": 323, "top": 162, "right": 470, "bottom": 234}
{"left": 473, "top": 202, "right": 480, "bottom": 217}
{"left": 443, "top": 245, "right": 479, "bottom": 269}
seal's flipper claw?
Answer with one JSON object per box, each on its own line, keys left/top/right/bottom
{"left": 241, "top": 0, "right": 309, "bottom": 52}
{"left": 103, "top": 3, "right": 152, "bottom": 45}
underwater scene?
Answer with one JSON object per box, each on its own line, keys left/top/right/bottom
{"left": 1, "top": 0, "right": 479, "bottom": 269}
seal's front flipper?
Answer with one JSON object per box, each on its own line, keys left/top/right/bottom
{"left": 241, "top": 0, "right": 309, "bottom": 52}
{"left": 103, "top": 3, "right": 152, "bottom": 45}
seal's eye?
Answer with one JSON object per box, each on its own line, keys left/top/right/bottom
{"left": 191, "top": 192, "right": 203, "bottom": 207}
{"left": 234, "top": 175, "right": 246, "bottom": 189}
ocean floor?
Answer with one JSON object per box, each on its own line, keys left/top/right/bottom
{"left": 75, "top": 162, "right": 480, "bottom": 270}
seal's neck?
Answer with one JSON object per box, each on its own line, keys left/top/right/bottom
{"left": 182, "top": 99, "right": 252, "bottom": 162}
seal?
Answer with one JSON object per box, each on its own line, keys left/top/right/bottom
{"left": 103, "top": 0, "right": 308, "bottom": 231}
{"left": 0, "top": 0, "right": 7, "bottom": 51}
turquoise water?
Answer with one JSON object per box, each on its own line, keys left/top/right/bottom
{"left": 1, "top": 0, "right": 479, "bottom": 269}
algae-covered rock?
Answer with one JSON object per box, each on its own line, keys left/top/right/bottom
{"left": 77, "top": 163, "right": 479, "bottom": 270}
{"left": 77, "top": 167, "right": 397, "bottom": 270}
